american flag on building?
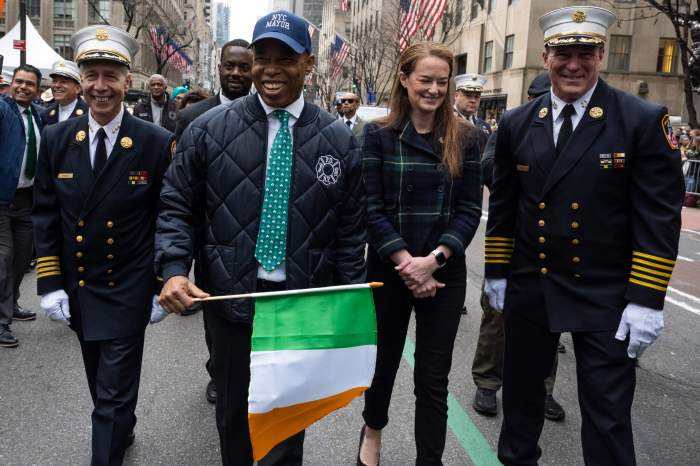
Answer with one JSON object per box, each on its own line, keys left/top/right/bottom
{"left": 339, "top": 0, "right": 351, "bottom": 12}
{"left": 330, "top": 35, "right": 351, "bottom": 80}
{"left": 399, "top": 0, "right": 449, "bottom": 51}
{"left": 148, "top": 25, "right": 193, "bottom": 74}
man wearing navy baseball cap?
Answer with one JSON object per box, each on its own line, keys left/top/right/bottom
{"left": 156, "top": 9, "right": 366, "bottom": 466}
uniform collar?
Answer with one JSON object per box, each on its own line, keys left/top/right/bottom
{"left": 88, "top": 106, "right": 124, "bottom": 145}
{"left": 257, "top": 93, "right": 305, "bottom": 120}
{"left": 550, "top": 81, "right": 598, "bottom": 121}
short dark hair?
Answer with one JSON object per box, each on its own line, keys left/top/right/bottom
{"left": 12, "top": 64, "right": 42, "bottom": 84}
{"left": 221, "top": 39, "right": 251, "bottom": 60}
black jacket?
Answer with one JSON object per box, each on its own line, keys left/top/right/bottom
{"left": 133, "top": 93, "right": 177, "bottom": 132}
{"left": 485, "top": 79, "right": 684, "bottom": 331}
{"left": 155, "top": 95, "right": 366, "bottom": 323}
{"left": 32, "top": 112, "right": 174, "bottom": 340}
{"left": 174, "top": 94, "right": 221, "bottom": 141}
{"left": 41, "top": 98, "right": 89, "bottom": 126}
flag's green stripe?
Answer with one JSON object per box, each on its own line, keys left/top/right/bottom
{"left": 252, "top": 288, "right": 377, "bottom": 352}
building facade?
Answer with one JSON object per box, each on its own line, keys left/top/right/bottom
{"left": 214, "top": 1, "right": 230, "bottom": 47}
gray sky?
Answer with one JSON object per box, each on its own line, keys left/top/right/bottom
{"left": 228, "top": 1, "right": 275, "bottom": 42}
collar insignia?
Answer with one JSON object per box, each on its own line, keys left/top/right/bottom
{"left": 120, "top": 136, "right": 133, "bottom": 149}
{"left": 75, "top": 130, "right": 86, "bottom": 142}
{"left": 589, "top": 107, "right": 603, "bottom": 119}
{"left": 538, "top": 107, "right": 549, "bottom": 119}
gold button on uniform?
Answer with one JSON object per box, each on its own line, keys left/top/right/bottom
{"left": 106, "top": 221, "right": 114, "bottom": 228}
{"left": 538, "top": 202, "right": 546, "bottom": 210}
{"left": 540, "top": 267, "right": 548, "bottom": 275}
{"left": 538, "top": 236, "right": 546, "bottom": 244}
{"left": 571, "top": 222, "right": 579, "bottom": 229}
{"left": 76, "top": 235, "right": 83, "bottom": 242}
{"left": 76, "top": 252, "right": 83, "bottom": 258}
{"left": 539, "top": 253, "right": 546, "bottom": 259}
{"left": 108, "top": 281, "right": 115, "bottom": 287}
{"left": 106, "top": 238, "right": 114, "bottom": 245}
{"left": 571, "top": 202, "right": 580, "bottom": 210}
{"left": 78, "top": 280, "right": 85, "bottom": 287}
{"left": 572, "top": 257, "right": 581, "bottom": 263}
{"left": 107, "top": 254, "right": 114, "bottom": 260}
{"left": 78, "top": 220, "right": 85, "bottom": 227}
{"left": 538, "top": 220, "right": 545, "bottom": 227}
{"left": 572, "top": 238, "right": 580, "bottom": 245}
{"left": 78, "top": 266, "right": 85, "bottom": 273}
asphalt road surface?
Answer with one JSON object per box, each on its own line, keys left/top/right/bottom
{"left": 2, "top": 208, "right": 699, "bottom": 465}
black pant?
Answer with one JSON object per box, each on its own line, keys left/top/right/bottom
{"left": 499, "top": 309, "right": 636, "bottom": 466}
{"left": 0, "top": 188, "right": 33, "bottom": 325}
{"left": 362, "top": 250, "right": 466, "bottom": 466}
{"left": 78, "top": 332, "right": 145, "bottom": 466}
{"left": 205, "top": 279, "right": 304, "bottom": 466}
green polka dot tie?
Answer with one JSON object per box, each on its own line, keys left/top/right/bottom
{"left": 255, "top": 110, "right": 293, "bottom": 272}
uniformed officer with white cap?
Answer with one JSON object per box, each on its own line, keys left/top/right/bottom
{"left": 483, "top": 6, "right": 684, "bottom": 465}
{"left": 41, "top": 59, "right": 89, "bottom": 125}
{"left": 453, "top": 73, "right": 492, "bottom": 140}
{"left": 32, "top": 25, "right": 174, "bottom": 466}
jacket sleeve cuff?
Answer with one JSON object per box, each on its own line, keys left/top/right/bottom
{"left": 37, "top": 276, "right": 63, "bottom": 296}
{"left": 374, "top": 235, "right": 408, "bottom": 262}
{"left": 161, "top": 262, "right": 190, "bottom": 283}
{"left": 438, "top": 232, "right": 466, "bottom": 258}
{"left": 625, "top": 283, "right": 666, "bottom": 310}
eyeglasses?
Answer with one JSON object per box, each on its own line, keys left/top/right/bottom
{"left": 340, "top": 99, "right": 357, "bottom": 104}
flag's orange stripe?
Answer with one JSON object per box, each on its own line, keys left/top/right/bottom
{"left": 249, "top": 386, "right": 367, "bottom": 461}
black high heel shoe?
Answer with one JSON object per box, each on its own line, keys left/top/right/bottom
{"left": 357, "top": 425, "right": 380, "bottom": 466}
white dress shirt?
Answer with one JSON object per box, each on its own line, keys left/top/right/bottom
{"left": 58, "top": 99, "right": 78, "bottom": 122}
{"left": 344, "top": 114, "right": 358, "bottom": 130}
{"left": 16, "top": 102, "right": 41, "bottom": 188}
{"left": 550, "top": 81, "right": 598, "bottom": 144}
{"left": 150, "top": 98, "right": 164, "bottom": 126}
{"left": 88, "top": 108, "right": 124, "bottom": 168}
{"left": 255, "top": 93, "right": 305, "bottom": 282}
{"left": 219, "top": 92, "right": 233, "bottom": 104}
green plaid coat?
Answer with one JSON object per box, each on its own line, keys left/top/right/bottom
{"left": 362, "top": 119, "right": 482, "bottom": 261}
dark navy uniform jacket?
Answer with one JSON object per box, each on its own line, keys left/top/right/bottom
{"left": 41, "top": 98, "right": 89, "bottom": 126}
{"left": 32, "top": 111, "right": 173, "bottom": 340}
{"left": 485, "top": 79, "right": 684, "bottom": 332}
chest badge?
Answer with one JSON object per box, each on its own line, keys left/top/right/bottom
{"left": 76, "top": 109, "right": 84, "bottom": 116}
{"left": 49, "top": 109, "right": 56, "bottom": 116}
{"left": 538, "top": 107, "right": 548, "bottom": 119}
{"left": 316, "top": 155, "right": 341, "bottom": 186}
{"left": 589, "top": 107, "right": 604, "bottom": 119}
{"left": 120, "top": 137, "right": 133, "bottom": 149}
{"left": 75, "top": 130, "right": 86, "bottom": 142}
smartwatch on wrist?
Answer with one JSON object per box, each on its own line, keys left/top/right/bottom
{"left": 430, "top": 249, "right": 447, "bottom": 268}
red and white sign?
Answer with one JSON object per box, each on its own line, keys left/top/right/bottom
{"left": 13, "top": 40, "right": 26, "bottom": 51}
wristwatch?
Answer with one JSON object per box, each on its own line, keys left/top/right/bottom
{"left": 430, "top": 249, "right": 447, "bottom": 268}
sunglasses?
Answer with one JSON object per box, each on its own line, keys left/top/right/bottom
{"left": 340, "top": 99, "right": 357, "bottom": 104}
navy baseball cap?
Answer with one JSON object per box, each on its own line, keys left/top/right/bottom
{"left": 251, "top": 10, "right": 312, "bottom": 54}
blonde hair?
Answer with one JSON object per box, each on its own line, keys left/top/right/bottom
{"left": 377, "top": 42, "right": 468, "bottom": 177}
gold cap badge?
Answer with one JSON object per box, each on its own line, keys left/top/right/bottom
{"left": 572, "top": 10, "right": 586, "bottom": 23}
{"left": 538, "top": 107, "right": 549, "bottom": 119}
{"left": 120, "top": 137, "right": 133, "bottom": 149}
{"left": 76, "top": 130, "right": 86, "bottom": 142}
{"left": 76, "top": 109, "right": 84, "bottom": 116}
{"left": 96, "top": 29, "right": 109, "bottom": 41}
{"left": 589, "top": 107, "right": 603, "bottom": 119}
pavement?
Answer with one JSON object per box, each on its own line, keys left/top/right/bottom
{"left": 1, "top": 205, "right": 699, "bottom": 466}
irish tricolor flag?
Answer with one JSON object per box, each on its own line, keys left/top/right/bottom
{"left": 246, "top": 283, "right": 379, "bottom": 460}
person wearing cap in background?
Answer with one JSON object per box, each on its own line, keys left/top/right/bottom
{"left": 155, "top": 9, "right": 365, "bottom": 466}
{"left": 471, "top": 72, "right": 566, "bottom": 424}
{"left": 453, "top": 73, "right": 492, "bottom": 146}
{"left": 0, "top": 72, "right": 12, "bottom": 95}
{"left": 31, "top": 25, "right": 174, "bottom": 466}
{"left": 41, "top": 60, "right": 89, "bottom": 126}
{"left": 133, "top": 73, "right": 177, "bottom": 132}
{"left": 0, "top": 64, "right": 45, "bottom": 348}
{"left": 171, "top": 85, "right": 189, "bottom": 110}
{"left": 484, "top": 6, "right": 683, "bottom": 465}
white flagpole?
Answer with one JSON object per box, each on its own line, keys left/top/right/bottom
{"left": 193, "top": 282, "right": 383, "bottom": 302}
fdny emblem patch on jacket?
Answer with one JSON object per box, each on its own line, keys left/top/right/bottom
{"left": 316, "top": 155, "right": 341, "bottom": 186}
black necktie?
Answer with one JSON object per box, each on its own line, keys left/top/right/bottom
{"left": 94, "top": 128, "right": 107, "bottom": 176}
{"left": 346, "top": 120, "right": 352, "bottom": 129}
{"left": 556, "top": 104, "right": 575, "bottom": 155}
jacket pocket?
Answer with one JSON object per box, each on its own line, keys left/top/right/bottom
{"left": 309, "top": 248, "right": 336, "bottom": 286}
{"left": 202, "top": 245, "right": 236, "bottom": 293}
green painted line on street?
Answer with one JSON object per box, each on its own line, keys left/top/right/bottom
{"left": 403, "top": 338, "right": 502, "bottom": 466}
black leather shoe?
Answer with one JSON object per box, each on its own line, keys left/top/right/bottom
{"left": 0, "top": 325, "right": 19, "bottom": 348}
{"left": 472, "top": 388, "right": 498, "bottom": 416}
{"left": 206, "top": 379, "right": 217, "bottom": 404}
{"left": 357, "top": 425, "right": 380, "bottom": 466}
{"left": 558, "top": 342, "right": 566, "bottom": 353}
{"left": 181, "top": 301, "right": 203, "bottom": 316}
{"left": 126, "top": 431, "right": 135, "bottom": 449}
{"left": 13, "top": 305, "right": 36, "bottom": 321}
{"left": 544, "top": 395, "right": 565, "bottom": 421}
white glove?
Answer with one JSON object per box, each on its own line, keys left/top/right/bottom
{"left": 615, "top": 302, "right": 664, "bottom": 358}
{"left": 150, "top": 295, "right": 169, "bottom": 324}
{"left": 40, "top": 289, "right": 71, "bottom": 324}
{"left": 484, "top": 278, "right": 507, "bottom": 312}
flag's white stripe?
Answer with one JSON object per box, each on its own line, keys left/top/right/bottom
{"left": 249, "top": 345, "right": 376, "bottom": 414}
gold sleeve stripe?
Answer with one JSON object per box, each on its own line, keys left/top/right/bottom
{"left": 485, "top": 254, "right": 512, "bottom": 258}
{"left": 632, "top": 251, "right": 675, "bottom": 265}
{"left": 37, "top": 266, "right": 61, "bottom": 274}
{"left": 37, "top": 262, "right": 60, "bottom": 269}
{"left": 484, "top": 242, "right": 514, "bottom": 247}
{"left": 485, "top": 259, "right": 511, "bottom": 264}
{"left": 629, "top": 278, "right": 667, "bottom": 292}
{"left": 631, "top": 264, "right": 672, "bottom": 278}
{"left": 37, "top": 271, "right": 62, "bottom": 279}
{"left": 36, "top": 256, "right": 60, "bottom": 263}
{"left": 632, "top": 258, "right": 674, "bottom": 272}
{"left": 36, "top": 261, "right": 59, "bottom": 267}
{"left": 630, "top": 271, "right": 670, "bottom": 286}
{"left": 486, "top": 236, "right": 514, "bottom": 242}
{"left": 485, "top": 248, "right": 514, "bottom": 252}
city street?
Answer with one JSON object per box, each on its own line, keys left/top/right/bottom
{"left": 1, "top": 204, "right": 699, "bottom": 466}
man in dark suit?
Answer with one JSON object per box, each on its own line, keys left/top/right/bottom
{"left": 484, "top": 6, "right": 684, "bottom": 465}
{"left": 340, "top": 92, "right": 365, "bottom": 142}
{"left": 133, "top": 73, "right": 177, "bottom": 132}
{"left": 174, "top": 38, "right": 253, "bottom": 141}
{"left": 172, "top": 37, "right": 253, "bottom": 406}
{"left": 0, "top": 64, "right": 45, "bottom": 348}
{"left": 32, "top": 25, "right": 173, "bottom": 466}
{"left": 41, "top": 60, "right": 89, "bottom": 126}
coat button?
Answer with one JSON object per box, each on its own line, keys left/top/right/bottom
{"left": 76, "top": 235, "right": 83, "bottom": 243}
{"left": 538, "top": 202, "right": 546, "bottom": 210}
{"left": 571, "top": 221, "right": 579, "bottom": 229}
{"left": 540, "top": 267, "right": 548, "bottom": 275}
{"left": 107, "top": 254, "right": 114, "bottom": 260}
{"left": 106, "top": 238, "right": 114, "bottom": 245}
{"left": 77, "top": 220, "right": 85, "bottom": 227}
{"left": 572, "top": 257, "right": 581, "bottom": 263}
{"left": 538, "top": 219, "right": 545, "bottom": 227}
{"left": 108, "top": 281, "right": 115, "bottom": 287}
{"left": 538, "top": 236, "right": 546, "bottom": 244}
{"left": 78, "top": 266, "right": 85, "bottom": 273}
{"left": 76, "top": 251, "right": 83, "bottom": 258}
{"left": 78, "top": 280, "right": 85, "bottom": 287}
{"left": 539, "top": 253, "right": 546, "bottom": 259}
{"left": 571, "top": 202, "right": 580, "bottom": 210}
{"left": 407, "top": 184, "right": 414, "bottom": 192}
{"left": 106, "top": 220, "right": 114, "bottom": 228}
{"left": 437, "top": 185, "right": 444, "bottom": 193}
{"left": 572, "top": 238, "right": 580, "bottom": 245}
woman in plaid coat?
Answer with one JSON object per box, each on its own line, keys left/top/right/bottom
{"left": 356, "top": 42, "right": 482, "bottom": 466}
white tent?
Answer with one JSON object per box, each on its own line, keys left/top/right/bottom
{"left": 0, "top": 16, "right": 64, "bottom": 76}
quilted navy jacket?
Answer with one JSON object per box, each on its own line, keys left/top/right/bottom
{"left": 155, "top": 94, "right": 366, "bottom": 323}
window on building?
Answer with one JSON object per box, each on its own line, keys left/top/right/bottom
{"left": 483, "top": 40, "right": 493, "bottom": 73}
{"left": 455, "top": 53, "right": 467, "bottom": 75}
{"left": 27, "top": 0, "right": 41, "bottom": 16}
{"left": 88, "top": 0, "right": 110, "bottom": 24}
{"left": 608, "top": 34, "right": 631, "bottom": 72}
{"left": 657, "top": 38, "right": 678, "bottom": 74}
{"left": 488, "top": 0, "right": 496, "bottom": 14}
{"left": 54, "top": 34, "right": 72, "bottom": 60}
{"left": 54, "top": 0, "right": 74, "bottom": 27}
{"left": 503, "top": 34, "right": 514, "bottom": 69}
{"left": 471, "top": 0, "right": 479, "bottom": 20}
